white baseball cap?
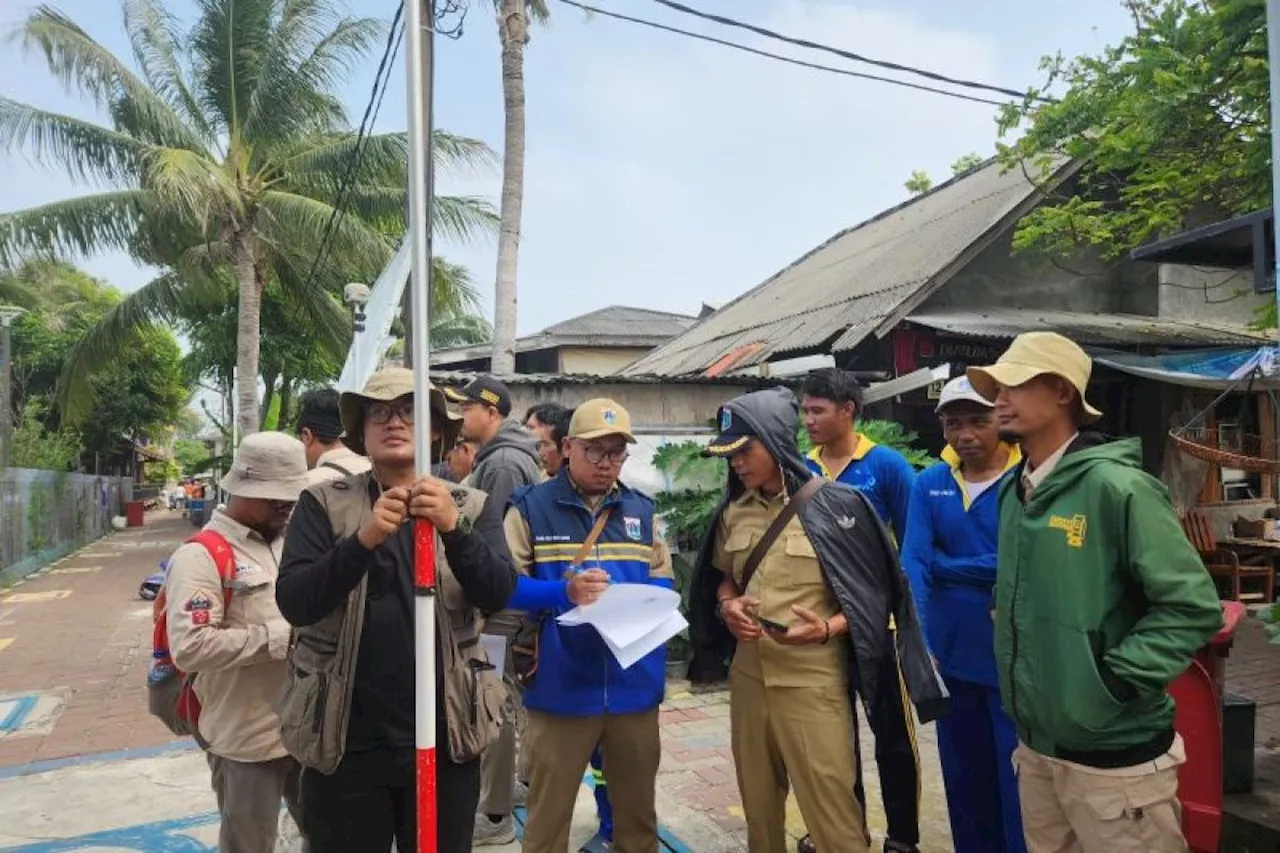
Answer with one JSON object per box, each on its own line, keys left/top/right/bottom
{"left": 935, "top": 376, "right": 995, "bottom": 414}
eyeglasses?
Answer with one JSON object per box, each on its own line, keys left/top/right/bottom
{"left": 578, "top": 442, "right": 628, "bottom": 466}
{"left": 367, "top": 399, "right": 415, "bottom": 425}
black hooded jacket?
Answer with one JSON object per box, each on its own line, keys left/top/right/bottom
{"left": 687, "top": 386, "right": 949, "bottom": 724}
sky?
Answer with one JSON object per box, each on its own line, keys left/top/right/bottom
{"left": 0, "top": 0, "right": 1137, "bottom": 337}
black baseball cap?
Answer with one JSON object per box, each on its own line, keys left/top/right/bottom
{"left": 702, "top": 405, "right": 757, "bottom": 457}
{"left": 444, "top": 376, "right": 513, "bottom": 417}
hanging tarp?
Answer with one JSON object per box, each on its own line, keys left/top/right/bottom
{"left": 1089, "top": 346, "right": 1280, "bottom": 389}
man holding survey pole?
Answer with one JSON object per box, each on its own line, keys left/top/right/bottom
{"left": 503, "top": 398, "right": 675, "bottom": 853}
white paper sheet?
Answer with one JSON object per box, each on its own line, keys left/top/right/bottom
{"left": 480, "top": 634, "right": 507, "bottom": 679}
{"left": 555, "top": 583, "right": 685, "bottom": 669}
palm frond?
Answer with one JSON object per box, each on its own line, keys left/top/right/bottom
{"left": 432, "top": 195, "right": 499, "bottom": 244}
{"left": 526, "top": 0, "right": 552, "bottom": 25}
{"left": 122, "top": 0, "right": 212, "bottom": 141}
{"left": 0, "top": 191, "right": 150, "bottom": 266}
{"left": 256, "top": 189, "right": 395, "bottom": 275}
{"left": 16, "top": 5, "right": 205, "bottom": 151}
{"left": 430, "top": 312, "right": 492, "bottom": 348}
{"left": 190, "top": 0, "right": 276, "bottom": 139}
{"left": 143, "top": 145, "right": 241, "bottom": 221}
{"left": 431, "top": 256, "right": 485, "bottom": 316}
{"left": 0, "top": 98, "right": 157, "bottom": 186}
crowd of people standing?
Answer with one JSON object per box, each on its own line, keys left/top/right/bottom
{"left": 152, "top": 330, "right": 1225, "bottom": 853}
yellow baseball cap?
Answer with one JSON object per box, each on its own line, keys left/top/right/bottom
{"left": 967, "top": 332, "right": 1103, "bottom": 423}
{"left": 569, "top": 398, "right": 636, "bottom": 443}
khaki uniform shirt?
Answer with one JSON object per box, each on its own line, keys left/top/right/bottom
{"left": 305, "top": 445, "right": 372, "bottom": 486}
{"left": 712, "top": 489, "right": 846, "bottom": 688}
{"left": 165, "top": 510, "right": 292, "bottom": 763}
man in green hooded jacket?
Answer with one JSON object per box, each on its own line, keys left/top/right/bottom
{"left": 968, "top": 332, "right": 1222, "bottom": 853}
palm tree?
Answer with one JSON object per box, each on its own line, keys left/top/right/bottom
{"left": 490, "top": 0, "right": 548, "bottom": 375}
{"left": 0, "top": 0, "right": 496, "bottom": 435}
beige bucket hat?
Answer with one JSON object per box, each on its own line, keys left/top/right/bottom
{"left": 339, "top": 368, "right": 462, "bottom": 457}
{"left": 219, "top": 432, "right": 310, "bottom": 501}
{"left": 966, "top": 332, "right": 1103, "bottom": 424}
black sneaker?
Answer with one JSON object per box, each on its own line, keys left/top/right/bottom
{"left": 796, "top": 835, "right": 816, "bottom": 853}
{"left": 884, "top": 842, "right": 920, "bottom": 853}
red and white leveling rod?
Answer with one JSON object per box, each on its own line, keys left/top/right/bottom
{"left": 405, "top": 0, "right": 438, "bottom": 850}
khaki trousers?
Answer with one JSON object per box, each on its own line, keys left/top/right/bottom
{"left": 729, "top": 669, "right": 869, "bottom": 853}
{"left": 479, "top": 671, "right": 528, "bottom": 815}
{"left": 207, "top": 753, "right": 304, "bottom": 853}
{"left": 523, "top": 707, "right": 660, "bottom": 853}
{"left": 1013, "top": 739, "right": 1187, "bottom": 853}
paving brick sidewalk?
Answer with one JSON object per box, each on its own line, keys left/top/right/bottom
{"left": 658, "top": 681, "right": 952, "bottom": 850}
{"left": 0, "top": 511, "right": 188, "bottom": 768}
{"left": 1223, "top": 615, "right": 1280, "bottom": 841}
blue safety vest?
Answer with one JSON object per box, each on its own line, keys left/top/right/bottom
{"left": 511, "top": 470, "right": 668, "bottom": 716}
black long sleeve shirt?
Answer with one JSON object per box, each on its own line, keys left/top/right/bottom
{"left": 277, "top": 480, "right": 516, "bottom": 753}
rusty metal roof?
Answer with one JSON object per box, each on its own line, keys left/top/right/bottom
{"left": 905, "top": 309, "right": 1270, "bottom": 347}
{"left": 623, "top": 158, "right": 1076, "bottom": 377}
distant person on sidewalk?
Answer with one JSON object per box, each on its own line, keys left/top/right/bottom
{"left": 900, "top": 377, "right": 1025, "bottom": 853}
{"left": 799, "top": 368, "right": 922, "bottom": 853}
{"left": 689, "top": 387, "right": 946, "bottom": 853}
{"left": 969, "top": 333, "right": 1222, "bottom": 853}
{"left": 163, "top": 432, "right": 309, "bottom": 853}
{"left": 276, "top": 368, "right": 515, "bottom": 853}
{"left": 505, "top": 399, "right": 674, "bottom": 853}
{"left": 296, "top": 387, "right": 371, "bottom": 485}
{"left": 446, "top": 438, "right": 480, "bottom": 483}
{"left": 525, "top": 403, "right": 573, "bottom": 477}
{"left": 447, "top": 377, "right": 544, "bottom": 846}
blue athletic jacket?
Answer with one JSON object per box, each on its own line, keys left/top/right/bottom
{"left": 900, "top": 445, "right": 1020, "bottom": 687}
{"left": 507, "top": 470, "right": 672, "bottom": 716}
{"left": 806, "top": 436, "right": 915, "bottom": 540}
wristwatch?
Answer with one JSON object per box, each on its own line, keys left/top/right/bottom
{"left": 451, "top": 514, "right": 474, "bottom": 536}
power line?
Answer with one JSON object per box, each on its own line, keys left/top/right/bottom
{"left": 298, "top": 1, "right": 406, "bottom": 303}
{"left": 556, "top": 0, "right": 1008, "bottom": 107}
{"left": 644, "top": 0, "right": 1050, "bottom": 105}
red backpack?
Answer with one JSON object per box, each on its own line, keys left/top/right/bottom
{"left": 147, "top": 530, "right": 236, "bottom": 745}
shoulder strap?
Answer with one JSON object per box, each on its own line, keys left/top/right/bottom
{"left": 739, "top": 476, "right": 823, "bottom": 593}
{"left": 572, "top": 506, "right": 615, "bottom": 567}
{"left": 321, "top": 461, "right": 352, "bottom": 477}
{"left": 188, "top": 530, "right": 237, "bottom": 612}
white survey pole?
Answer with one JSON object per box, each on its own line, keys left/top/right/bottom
{"left": 405, "top": 0, "right": 438, "bottom": 850}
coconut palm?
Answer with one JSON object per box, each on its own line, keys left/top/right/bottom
{"left": 0, "top": 0, "right": 497, "bottom": 435}
{"left": 489, "top": 0, "right": 548, "bottom": 375}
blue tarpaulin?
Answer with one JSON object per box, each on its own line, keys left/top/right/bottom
{"left": 1089, "top": 346, "right": 1280, "bottom": 390}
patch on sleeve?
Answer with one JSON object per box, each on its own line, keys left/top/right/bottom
{"left": 624, "top": 516, "right": 642, "bottom": 541}
{"left": 190, "top": 609, "right": 211, "bottom": 626}
{"left": 184, "top": 591, "right": 214, "bottom": 612}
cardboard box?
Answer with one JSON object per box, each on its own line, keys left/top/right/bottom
{"left": 1233, "top": 517, "right": 1278, "bottom": 540}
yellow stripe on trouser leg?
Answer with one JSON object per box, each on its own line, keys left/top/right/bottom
{"left": 891, "top": 628, "right": 922, "bottom": 823}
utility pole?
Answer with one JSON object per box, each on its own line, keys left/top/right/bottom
{"left": 0, "top": 306, "right": 26, "bottom": 469}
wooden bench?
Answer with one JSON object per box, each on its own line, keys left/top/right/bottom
{"left": 1180, "top": 511, "right": 1275, "bottom": 603}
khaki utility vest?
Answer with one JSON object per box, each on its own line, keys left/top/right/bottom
{"left": 276, "top": 472, "right": 505, "bottom": 773}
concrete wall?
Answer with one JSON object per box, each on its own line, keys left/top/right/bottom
{"left": 1155, "top": 265, "right": 1270, "bottom": 327}
{"left": 0, "top": 469, "right": 133, "bottom": 585}
{"left": 503, "top": 382, "right": 770, "bottom": 430}
{"left": 922, "top": 229, "right": 1155, "bottom": 314}
{"left": 557, "top": 347, "right": 651, "bottom": 376}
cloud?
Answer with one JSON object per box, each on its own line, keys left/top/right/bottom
{"left": 445, "top": 0, "right": 1012, "bottom": 333}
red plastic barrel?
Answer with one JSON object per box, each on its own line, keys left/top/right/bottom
{"left": 125, "top": 500, "right": 145, "bottom": 528}
{"left": 1172, "top": 599, "right": 1247, "bottom": 852}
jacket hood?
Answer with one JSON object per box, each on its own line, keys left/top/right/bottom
{"left": 719, "top": 386, "right": 813, "bottom": 498}
{"left": 476, "top": 418, "right": 540, "bottom": 466}
{"left": 1024, "top": 433, "right": 1139, "bottom": 507}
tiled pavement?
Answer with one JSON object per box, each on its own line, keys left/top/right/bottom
{"left": 1222, "top": 614, "right": 1280, "bottom": 842}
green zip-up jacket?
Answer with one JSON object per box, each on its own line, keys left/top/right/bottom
{"left": 996, "top": 434, "right": 1221, "bottom": 765}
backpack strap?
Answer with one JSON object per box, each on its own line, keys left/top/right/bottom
{"left": 321, "top": 461, "right": 352, "bottom": 477}
{"left": 187, "top": 530, "right": 237, "bottom": 615}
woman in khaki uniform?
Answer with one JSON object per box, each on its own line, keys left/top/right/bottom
{"left": 691, "top": 387, "right": 947, "bottom": 853}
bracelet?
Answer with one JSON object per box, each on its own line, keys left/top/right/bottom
{"left": 821, "top": 619, "right": 831, "bottom": 644}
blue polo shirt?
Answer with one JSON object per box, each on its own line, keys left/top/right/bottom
{"left": 806, "top": 435, "right": 915, "bottom": 541}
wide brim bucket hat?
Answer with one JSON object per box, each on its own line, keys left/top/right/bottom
{"left": 339, "top": 367, "right": 461, "bottom": 459}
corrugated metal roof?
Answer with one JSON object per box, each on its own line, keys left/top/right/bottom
{"left": 906, "top": 309, "right": 1270, "bottom": 347}
{"left": 540, "top": 305, "right": 697, "bottom": 338}
{"left": 428, "top": 370, "right": 785, "bottom": 388}
{"left": 623, "top": 159, "right": 1072, "bottom": 377}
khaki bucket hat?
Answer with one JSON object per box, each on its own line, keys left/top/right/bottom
{"left": 219, "top": 432, "right": 310, "bottom": 501}
{"left": 966, "top": 332, "right": 1103, "bottom": 424}
{"left": 339, "top": 368, "right": 462, "bottom": 457}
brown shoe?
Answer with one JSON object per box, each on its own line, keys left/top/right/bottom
{"left": 796, "top": 835, "right": 816, "bottom": 853}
